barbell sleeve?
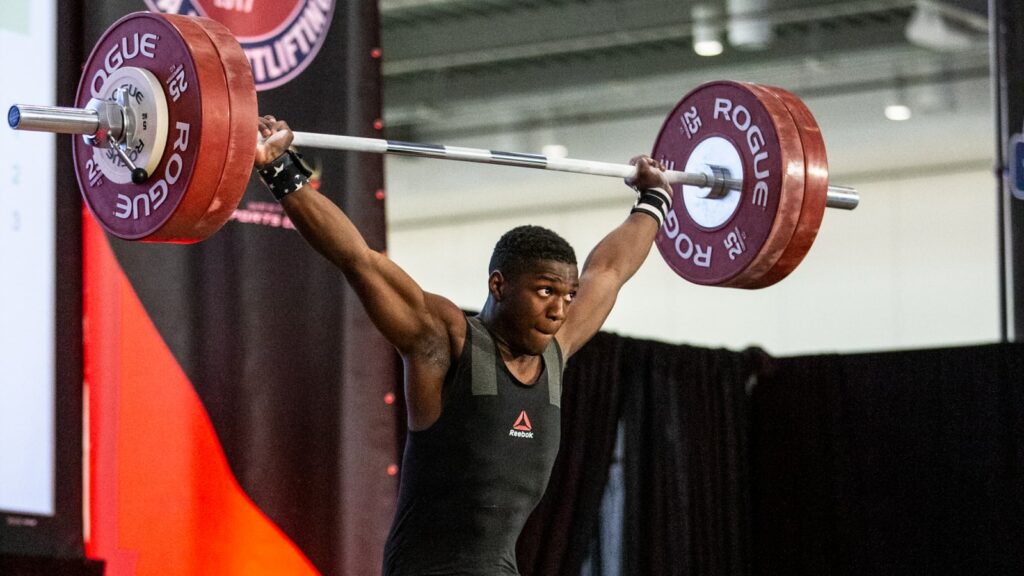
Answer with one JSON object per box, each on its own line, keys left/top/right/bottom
{"left": 9, "top": 104, "right": 100, "bottom": 135}
{"left": 820, "top": 185, "right": 859, "bottom": 211}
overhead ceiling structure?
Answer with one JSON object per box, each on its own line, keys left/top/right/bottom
{"left": 378, "top": 0, "right": 991, "bottom": 140}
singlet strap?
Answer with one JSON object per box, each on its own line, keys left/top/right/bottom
{"left": 466, "top": 316, "right": 498, "bottom": 396}
{"left": 543, "top": 341, "right": 562, "bottom": 407}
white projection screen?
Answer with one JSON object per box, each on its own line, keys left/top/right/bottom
{"left": 0, "top": 0, "right": 56, "bottom": 519}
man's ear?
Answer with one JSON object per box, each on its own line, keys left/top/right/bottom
{"left": 488, "top": 270, "right": 505, "bottom": 301}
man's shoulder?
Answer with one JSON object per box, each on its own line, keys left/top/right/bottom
{"left": 407, "top": 293, "right": 469, "bottom": 363}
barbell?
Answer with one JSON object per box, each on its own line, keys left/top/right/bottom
{"left": 8, "top": 11, "right": 858, "bottom": 289}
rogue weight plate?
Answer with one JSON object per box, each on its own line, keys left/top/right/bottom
{"left": 744, "top": 84, "right": 828, "bottom": 289}
{"left": 73, "top": 12, "right": 231, "bottom": 242}
{"left": 718, "top": 83, "right": 804, "bottom": 288}
{"left": 652, "top": 81, "right": 804, "bottom": 287}
{"left": 138, "top": 13, "right": 233, "bottom": 243}
{"left": 190, "top": 16, "right": 258, "bottom": 239}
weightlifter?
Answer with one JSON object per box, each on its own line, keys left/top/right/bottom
{"left": 255, "top": 115, "right": 673, "bottom": 575}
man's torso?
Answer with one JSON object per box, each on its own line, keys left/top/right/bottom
{"left": 383, "top": 315, "right": 563, "bottom": 575}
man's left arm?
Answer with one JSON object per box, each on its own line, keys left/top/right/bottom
{"left": 556, "top": 155, "right": 673, "bottom": 359}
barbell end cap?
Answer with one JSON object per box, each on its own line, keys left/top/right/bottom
{"left": 131, "top": 167, "right": 149, "bottom": 185}
{"left": 825, "top": 185, "right": 859, "bottom": 210}
{"left": 8, "top": 105, "right": 21, "bottom": 129}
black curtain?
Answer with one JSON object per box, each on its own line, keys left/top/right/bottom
{"left": 620, "top": 340, "right": 756, "bottom": 576}
{"left": 751, "top": 343, "right": 1024, "bottom": 576}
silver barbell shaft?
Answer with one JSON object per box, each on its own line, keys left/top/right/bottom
{"left": 292, "top": 132, "right": 858, "bottom": 210}
{"left": 10, "top": 104, "right": 859, "bottom": 210}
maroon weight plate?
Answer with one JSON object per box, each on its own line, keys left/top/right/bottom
{"left": 73, "top": 11, "right": 230, "bottom": 242}
{"left": 744, "top": 85, "right": 829, "bottom": 289}
{"left": 652, "top": 81, "right": 804, "bottom": 287}
{"left": 715, "top": 84, "right": 806, "bottom": 288}
{"left": 190, "top": 16, "right": 258, "bottom": 240}
{"left": 719, "top": 84, "right": 805, "bottom": 288}
{"left": 143, "top": 13, "right": 233, "bottom": 243}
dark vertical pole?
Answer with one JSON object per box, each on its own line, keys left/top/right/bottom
{"left": 334, "top": 2, "right": 399, "bottom": 574}
{"left": 992, "top": 0, "right": 1024, "bottom": 341}
{"left": 54, "top": 0, "right": 85, "bottom": 559}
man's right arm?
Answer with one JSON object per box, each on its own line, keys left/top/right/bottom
{"left": 281, "top": 187, "right": 463, "bottom": 353}
{"left": 257, "top": 116, "right": 464, "bottom": 361}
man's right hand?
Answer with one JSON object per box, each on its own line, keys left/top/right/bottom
{"left": 255, "top": 115, "right": 295, "bottom": 168}
{"left": 626, "top": 155, "right": 672, "bottom": 192}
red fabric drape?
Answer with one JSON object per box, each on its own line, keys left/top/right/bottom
{"left": 84, "top": 214, "right": 319, "bottom": 575}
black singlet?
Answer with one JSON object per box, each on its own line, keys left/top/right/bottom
{"left": 383, "top": 315, "right": 564, "bottom": 575}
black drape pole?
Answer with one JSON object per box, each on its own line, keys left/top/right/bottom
{"left": 991, "top": 0, "right": 1024, "bottom": 342}
{"left": 991, "top": 0, "right": 1007, "bottom": 342}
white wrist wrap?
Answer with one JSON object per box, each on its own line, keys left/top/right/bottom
{"left": 630, "top": 187, "right": 673, "bottom": 226}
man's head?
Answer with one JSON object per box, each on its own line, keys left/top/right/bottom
{"left": 488, "top": 225, "right": 577, "bottom": 279}
{"left": 485, "top": 226, "right": 579, "bottom": 355}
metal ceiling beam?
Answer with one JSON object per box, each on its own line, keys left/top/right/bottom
{"left": 925, "top": 0, "right": 988, "bottom": 31}
{"left": 383, "top": 44, "right": 989, "bottom": 139}
{"left": 381, "top": 0, "right": 922, "bottom": 77}
{"left": 378, "top": 0, "right": 992, "bottom": 137}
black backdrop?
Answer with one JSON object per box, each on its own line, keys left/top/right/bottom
{"left": 751, "top": 343, "right": 1024, "bottom": 576}
{"left": 514, "top": 334, "right": 1024, "bottom": 576}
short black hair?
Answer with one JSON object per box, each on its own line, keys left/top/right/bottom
{"left": 488, "top": 225, "right": 577, "bottom": 278}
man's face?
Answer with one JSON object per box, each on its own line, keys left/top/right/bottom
{"left": 493, "top": 259, "right": 580, "bottom": 355}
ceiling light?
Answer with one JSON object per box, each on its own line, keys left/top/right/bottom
{"left": 694, "top": 38, "right": 724, "bottom": 57}
{"left": 885, "top": 78, "right": 912, "bottom": 121}
{"left": 541, "top": 144, "right": 568, "bottom": 159}
{"left": 884, "top": 104, "right": 912, "bottom": 122}
{"left": 905, "top": 0, "right": 974, "bottom": 52}
{"left": 692, "top": 4, "right": 724, "bottom": 57}
{"left": 727, "top": 0, "right": 773, "bottom": 51}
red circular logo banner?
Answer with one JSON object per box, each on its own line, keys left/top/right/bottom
{"left": 143, "top": 0, "right": 336, "bottom": 91}
{"left": 189, "top": 0, "right": 303, "bottom": 38}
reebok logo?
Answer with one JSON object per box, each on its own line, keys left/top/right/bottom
{"left": 509, "top": 410, "right": 534, "bottom": 438}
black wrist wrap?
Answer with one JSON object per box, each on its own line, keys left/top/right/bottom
{"left": 258, "top": 149, "right": 313, "bottom": 201}
{"left": 630, "top": 187, "right": 673, "bottom": 226}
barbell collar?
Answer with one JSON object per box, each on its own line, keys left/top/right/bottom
{"left": 82, "top": 99, "right": 124, "bottom": 149}
{"left": 695, "top": 164, "right": 731, "bottom": 200}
